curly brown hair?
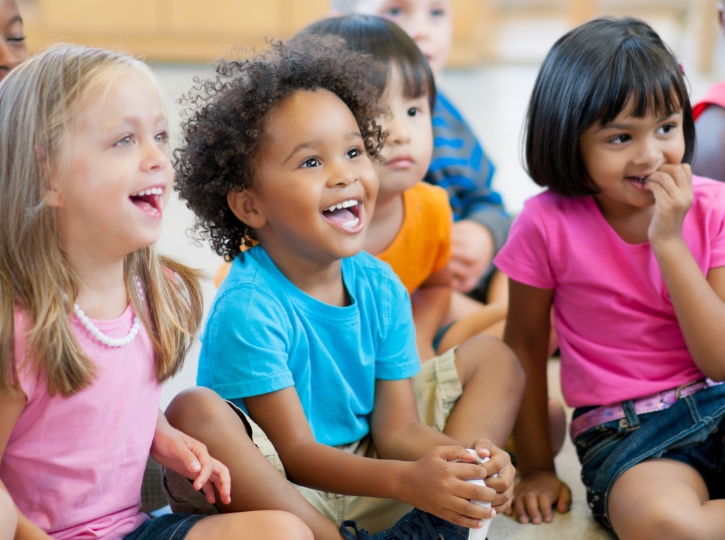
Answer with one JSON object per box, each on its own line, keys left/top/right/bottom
{"left": 174, "top": 34, "right": 386, "bottom": 261}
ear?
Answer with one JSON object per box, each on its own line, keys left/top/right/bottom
{"left": 228, "top": 188, "right": 266, "bottom": 229}
{"left": 41, "top": 147, "right": 63, "bottom": 208}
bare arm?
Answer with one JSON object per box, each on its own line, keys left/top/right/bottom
{"left": 0, "top": 392, "right": 53, "bottom": 540}
{"left": 646, "top": 164, "right": 725, "bottom": 380}
{"left": 245, "top": 385, "right": 496, "bottom": 526}
{"left": 411, "top": 265, "right": 452, "bottom": 361}
{"left": 504, "top": 280, "right": 571, "bottom": 523}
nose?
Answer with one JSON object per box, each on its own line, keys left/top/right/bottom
{"left": 140, "top": 137, "right": 170, "bottom": 173}
{"left": 386, "top": 112, "right": 412, "bottom": 146}
{"left": 633, "top": 136, "right": 662, "bottom": 168}
{"left": 327, "top": 157, "right": 359, "bottom": 188}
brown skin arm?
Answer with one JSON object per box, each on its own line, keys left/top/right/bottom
{"left": 0, "top": 392, "right": 53, "bottom": 540}
{"left": 692, "top": 105, "right": 725, "bottom": 182}
{"left": 245, "top": 384, "right": 498, "bottom": 526}
{"left": 411, "top": 265, "right": 453, "bottom": 361}
{"left": 503, "top": 279, "right": 571, "bottom": 524}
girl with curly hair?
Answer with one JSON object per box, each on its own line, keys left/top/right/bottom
{"left": 163, "top": 35, "right": 513, "bottom": 540}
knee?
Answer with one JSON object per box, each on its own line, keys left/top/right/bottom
{"left": 260, "top": 511, "right": 313, "bottom": 540}
{"left": 619, "top": 501, "right": 707, "bottom": 540}
{"left": 165, "top": 386, "right": 228, "bottom": 435}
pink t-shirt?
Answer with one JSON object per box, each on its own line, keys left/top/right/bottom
{"left": 495, "top": 176, "right": 725, "bottom": 408}
{"left": 1, "top": 305, "right": 161, "bottom": 540}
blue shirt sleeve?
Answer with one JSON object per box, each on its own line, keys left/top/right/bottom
{"left": 199, "top": 284, "right": 295, "bottom": 400}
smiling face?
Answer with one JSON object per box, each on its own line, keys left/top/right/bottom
{"left": 354, "top": 0, "right": 452, "bottom": 77}
{"left": 0, "top": 0, "right": 29, "bottom": 82}
{"left": 579, "top": 98, "right": 686, "bottom": 217}
{"left": 237, "top": 89, "right": 378, "bottom": 267}
{"left": 375, "top": 66, "right": 433, "bottom": 201}
{"left": 51, "top": 69, "right": 172, "bottom": 262}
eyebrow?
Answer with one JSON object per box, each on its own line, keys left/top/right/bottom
{"left": 282, "top": 132, "right": 362, "bottom": 164}
{"left": 596, "top": 112, "right": 680, "bottom": 132}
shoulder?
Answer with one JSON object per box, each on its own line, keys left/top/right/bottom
{"left": 694, "top": 81, "right": 725, "bottom": 120}
{"left": 408, "top": 183, "right": 451, "bottom": 214}
{"left": 692, "top": 175, "right": 725, "bottom": 212}
{"left": 433, "top": 92, "right": 464, "bottom": 122}
{"left": 346, "top": 253, "right": 408, "bottom": 301}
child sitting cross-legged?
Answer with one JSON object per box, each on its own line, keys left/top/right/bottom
{"left": 162, "top": 35, "right": 518, "bottom": 540}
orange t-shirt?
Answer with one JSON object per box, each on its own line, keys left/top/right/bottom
{"left": 377, "top": 182, "right": 452, "bottom": 295}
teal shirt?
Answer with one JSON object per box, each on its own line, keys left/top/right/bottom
{"left": 197, "top": 246, "right": 420, "bottom": 447}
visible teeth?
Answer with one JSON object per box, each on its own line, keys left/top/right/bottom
{"left": 342, "top": 217, "right": 360, "bottom": 229}
{"left": 132, "top": 187, "right": 163, "bottom": 197}
{"left": 324, "top": 199, "right": 358, "bottom": 213}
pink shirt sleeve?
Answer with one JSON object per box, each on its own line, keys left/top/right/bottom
{"left": 494, "top": 195, "right": 555, "bottom": 289}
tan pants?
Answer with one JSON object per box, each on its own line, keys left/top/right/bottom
{"left": 163, "top": 348, "right": 462, "bottom": 533}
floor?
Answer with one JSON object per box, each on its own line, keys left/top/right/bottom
{"left": 149, "top": 10, "right": 725, "bottom": 539}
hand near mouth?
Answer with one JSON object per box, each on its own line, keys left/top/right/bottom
{"left": 645, "top": 163, "right": 693, "bottom": 245}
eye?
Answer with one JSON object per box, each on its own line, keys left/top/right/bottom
{"left": 155, "top": 131, "right": 169, "bottom": 144}
{"left": 6, "top": 36, "right": 26, "bottom": 43}
{"left": 115, "top": 135, "right": 134, "bottom": 147}
{"left": 407, "top": 107, "right": 420, "bottom": 117}
{"left": 300, "top": 157, "right": 320, "bottom": 168}
{"left": 346, "top": 147, "right": 362, "bottom": 159}
{"left": 609, "top": 134, "right": 630, "bottom": 144}
{"left": 431, "top": 8, "right": 446, "bottom": 17}
{"left": 658, "top": 123, "right": 676, "bottom": 135}
{"left": 383, "top": 6, "right": 403, "bottom": 17}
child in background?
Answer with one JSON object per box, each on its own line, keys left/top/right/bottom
{"left": 163, "top": 35, "right": 517, "bottom": 540}
{"left": 692, "top": 3, "right": 725, "bottom": 182}
{"left": 497, "top": 17, "right": 725, "bottom": 538}
{"left": 0, "top": 44, "right": 311, "bottom": 540}
{"left": 299, "top": 16, "right": 517, "bottom": 401}
{"left": 329, "top": 0, "right": 512, "bottom": 313}
{"left": 0, "top": 0, "right": 29, "bottom": 82}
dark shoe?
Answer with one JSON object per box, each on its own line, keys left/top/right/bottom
{"left": 339, "top": 508, "right": 468, "bottom": 540}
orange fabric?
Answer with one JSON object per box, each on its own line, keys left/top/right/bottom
{"left": 377, "top": 183, "right": 452, "bottom": 295}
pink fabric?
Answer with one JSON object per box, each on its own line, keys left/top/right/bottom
{"left": 1, "top": 306, "right": 161, "bottom": 540}
{"left": 693, "top": 81, "right": 725, "bottom": 120}
{"left": 494, "top": 176, "right": 725, "bottom": 408}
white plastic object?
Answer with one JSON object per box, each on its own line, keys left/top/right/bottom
{"left": 466, "top": 448, "right": 494, "bottom": 539}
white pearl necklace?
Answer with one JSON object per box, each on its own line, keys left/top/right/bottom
{"left": 73, "top": 278, "right": 143, "bottom": 348}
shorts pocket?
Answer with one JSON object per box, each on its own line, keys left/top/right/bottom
{"left": 575, "top": 422, "right": 623, "bottom": 467}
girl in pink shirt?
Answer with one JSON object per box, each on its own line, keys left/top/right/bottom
{"left": 0, "top": 44, "right": 311, "bottom": 540}
{"left": 494, "top": 17, "right": 725, "bottom": 539}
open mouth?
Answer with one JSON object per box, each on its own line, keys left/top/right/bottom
{"left": 130, "top": 187, "right": 163, "bottom": 215}
{"left": 322, "top": 199, "right": 362, "bottom": 230}
{"left": 627, "top": 176, "right": 647, "bottom": 185}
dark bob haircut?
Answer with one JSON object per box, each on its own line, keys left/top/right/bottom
{"left": 174, "top": 35, "right": 385, "bottom": 261}
{"left": 296, "top": 14, "right": 436, "bottom": 110}
{"left": 524, "top": 17, "right": 695, "bottom": 197}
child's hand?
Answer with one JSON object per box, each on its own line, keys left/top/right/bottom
{"left": 506, "top": 470, "right": 571, "bottom": 524}
{"left": 450, "top": 221, "right": 494, "bottom": 293}
{"left": 399, "top": 445, "right": 496, "bottom": 529}
{"left": 151, "top": 421, "right": 232, "bottom": 506}
{"left": 645, "top": 163, "right": 693, "bottom": 245}
{"left": 470, "top": 439, "right": 516, "bottom": 515}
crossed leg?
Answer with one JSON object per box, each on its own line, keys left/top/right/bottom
{"left": 609, "top": 458, "right": 725, "bottom": 540}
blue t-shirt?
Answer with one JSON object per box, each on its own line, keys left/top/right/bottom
{"left": 197, "top": 246, "right": 420, "bottom": 447}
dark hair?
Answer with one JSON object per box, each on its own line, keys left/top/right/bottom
{"left": 174, "top": 35, "right": 385, "bottom": 261}
{"left": 524, "top": 17, "right": 695, "bottom": 197}
{"left": 297, "top": 14, "right": 436, "bottom": 110}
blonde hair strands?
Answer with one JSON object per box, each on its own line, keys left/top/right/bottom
{"left": 0, "top": 44, "right": 203, "bottom": 397}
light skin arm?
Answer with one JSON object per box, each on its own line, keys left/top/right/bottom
{"left": 411, "top": 265, "right": 453, "bottom": 361}
{"left": 244, "top": 385, "right": 499, "bottom": 528}
{"left": 646, "top": 163, "right": 725, "bottom": 379}
{"left": 0, "top": 392, "right": 53, "bottom": 540}
{"left": 502, "top": 280, "right": 571, "bottom": 524}
{"left": 450, "top": 220, "right": 495, "bottom": 293}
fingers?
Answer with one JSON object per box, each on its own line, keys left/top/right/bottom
{"left": 523, "top": 490, "right": 545, "bottom": 524}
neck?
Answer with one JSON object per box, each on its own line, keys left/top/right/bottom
{"left": 65, "top": 246, "right": 129, "bottom": 320}
{"left": 259, "top": 241, "right": 349, "bottom": 307}
{"left": 363, "top": 191, "right": 404, "bottom": 255}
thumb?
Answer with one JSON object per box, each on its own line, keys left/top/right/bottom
{"left": 557, "top": 484, "right": 572, "bottom": 513}
{"left": 438, "top": 445, "right": 475, "bottom": 463}
{"left": 176, "top": 438, "right": 202, "bottom": 476}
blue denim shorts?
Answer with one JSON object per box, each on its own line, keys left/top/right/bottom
{"left": 572, "top": 382, "right": 725, "bottom": 528}
{"left": 123, "top": 514, "right": 206, "bottom": 540}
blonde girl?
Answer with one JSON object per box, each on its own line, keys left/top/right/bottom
{"left": 0, "top": 44, "right": 311, "bottom": 540}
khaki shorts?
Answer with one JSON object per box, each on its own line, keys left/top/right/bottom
{"left": 163, "top": 348, "right": 462, "bottom": 533}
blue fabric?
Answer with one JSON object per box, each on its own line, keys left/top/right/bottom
{"left": 123, "top": 514, "right": 205, "bottom": 540}
{"left": 426, "top": 92, "right": 512, "bottom": 253}
{"left": 197, "top": 246, "right": 420, "bottom": 447}
{"left": 573, "top": 382, "right": 725, "bottom": 528}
